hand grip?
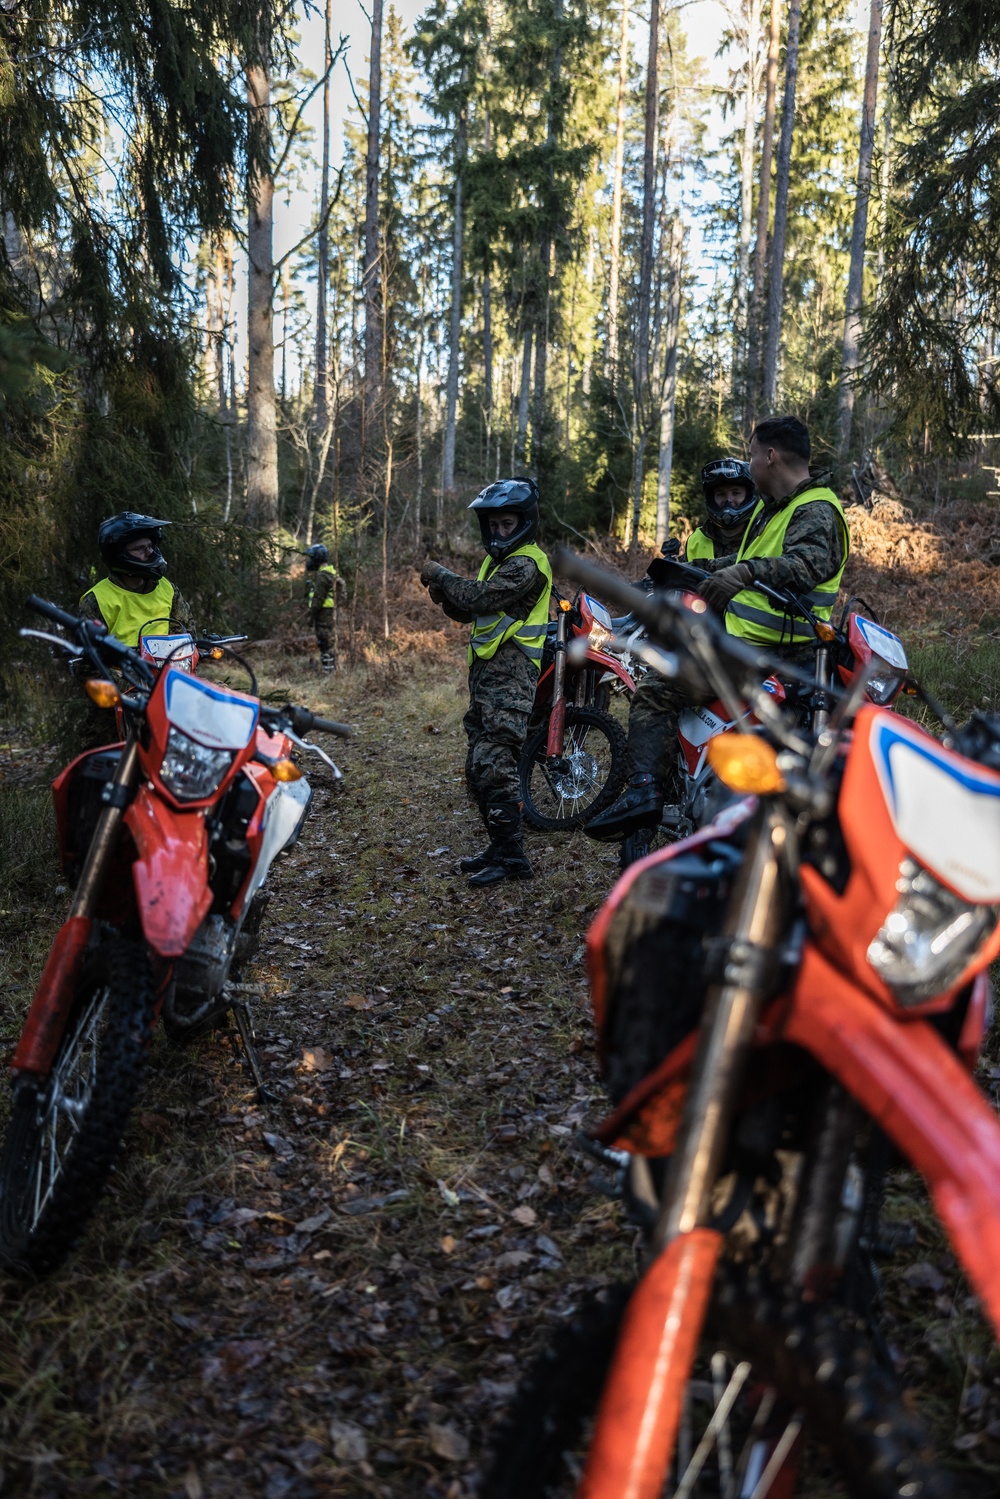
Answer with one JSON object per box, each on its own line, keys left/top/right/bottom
{"left": 26, "top": 594, "right": 86, "bottom": 632}
{"left": 289, "top": 706, "right": 353, "bottom": 738}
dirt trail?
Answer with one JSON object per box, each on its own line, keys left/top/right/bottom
{"left": 0, "top": 652, "right": 632, "bottom": 1498}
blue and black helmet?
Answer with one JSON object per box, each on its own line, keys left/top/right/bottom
{"left": 468, "top": 477, "right": 540, "bottom": 560}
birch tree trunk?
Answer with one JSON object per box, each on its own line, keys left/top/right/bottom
{"left": 657, "top": 220, "right": 684, "bottom": 549}
{"left": 736, "top": 0, "right": 760, "bottom": 407}
{"left": 415, "top": 270, "right": 425, "bottom": 547}
{"left": 483, "top": 268, "right": 493, "bottom": 475}
{"left": 608, "top": 0, "right": 630, "bottom": 384}
{"left": 747, "top": 0, "right": 780, "bottom": 426}
{"left": 442, "top": 107, "right": 466, "bottom": 493}
{"left": 627, "top": 0, "right": 659, "bottom": 549}
{"left": 761, "top": 0, "right": 802, "bottom": 409}
{"left": 314, "top": 0, "right": 332, "bottom": 430}
{"left": 516, "top": 326, "right": 531, "bottom": 464}
{"left": 836, "top": 0, "right": 883, "bottom": 458}
{"left": 362, "top": 0, "right": 384, "bottom": 474}
{"left": 246, "top": 58, "right": 279, "bottom": 529}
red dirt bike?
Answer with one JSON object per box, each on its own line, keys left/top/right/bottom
{"left": 487, "top": 552, "right": 1000, "bottom": 1498}
{"left": 0, "top": 596, "right": 350, "bottom": 1278}
{"left": 519, "top": 590, "right": 638, "bottom": 829}
{"left": 619, "top": 558, "right": 910, "bottom": 867}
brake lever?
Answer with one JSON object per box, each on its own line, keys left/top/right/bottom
{"left": 19, "top": 628, "right": 77, "bottom": 653}
{"left": 284, "top": 728, "right": 343, "bottom": 782}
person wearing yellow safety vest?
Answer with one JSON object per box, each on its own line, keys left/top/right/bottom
{"left": 588, "top": 415, "right": 849, "bottom": 842}
{"left": 78, "top": 512, "right": 191, "bottom": 647}
{"left": 419, "top": 478, "right": 552, "bottom": 886}
{"left": 304, "top": 543, "right": 346, "bottom": 672}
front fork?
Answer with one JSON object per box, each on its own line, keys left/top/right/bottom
{"left": 12, "top": 735, "right": 141, "bottom": 1077}
{"left": 580, "top": 801, "right": 790, "bottom": 1499}
{"left": 545, "top": 604, "right": 570, "bottom": 760}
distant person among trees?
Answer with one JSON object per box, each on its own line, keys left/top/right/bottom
{"left": 79, "top": 512, "right": 191, "bottom": 646}
{"left": 304, "top": 544, "right": 345, "bottom": 673}
{"left": 587, "top": 415, "right": 850, "bottom": 842}
{"left": 419, "top": 478, "right": 552, "bottom": 887}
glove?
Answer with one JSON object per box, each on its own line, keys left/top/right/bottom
{"left": 427, "top": 583, "right": 445, "bottom": 605}
{"left": 661, "top": 537, "right": 681, "bottom": 558}
{"left": 699, "top": 562, "right": 754, "bottom": 614}
{"left": 420, "top": 558, "right": 447, "bottom": 588}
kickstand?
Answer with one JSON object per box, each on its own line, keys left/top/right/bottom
{"left": 230, "top": 997, "right": 277, "bottom": 1104}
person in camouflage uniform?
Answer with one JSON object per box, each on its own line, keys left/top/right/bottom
{"left": 420, "top": 478, "right": 552, "bottom": 886}
{"left": 78, "top": 513, "right": 192, "bottom": 643}
{"left": 588, "top": 416, "right": 850, "bottom": 841}
{"left": 304, "top": 543, "right": 345, "bottom": 671}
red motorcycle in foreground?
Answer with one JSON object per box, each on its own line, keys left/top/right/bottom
{"left": 488, "top": 552, "right": 1000, "bottom": 1498}
{"left": 0, "top": 596, "right": 350, "bottom": 1278}
{"left": 519, "top": 590, "right": 638, "bottom": 829}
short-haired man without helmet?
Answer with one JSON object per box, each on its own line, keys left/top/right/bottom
{"left": 420, "top": 478, "right": 552, "bottom": 885}
{"left": 304, "top": 543, "right": 346, "bottom": 672}
{"left": 79, "top": 512, "right": 191, "bottom": 645}
{"left": 587, "top": 416, "right": 850, "bottom": 842}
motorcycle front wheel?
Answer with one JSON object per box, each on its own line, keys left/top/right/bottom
{"left": 484, "top": 1268, "right": 953, "bottom": 1499}
{"left": 519, "top": 705, "right": 627, "bottom": 831}
{"left": 0, "top": 938, "right": 157, "bottom": 1278}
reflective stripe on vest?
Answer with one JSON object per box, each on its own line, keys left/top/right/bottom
{"left": 726, "top": 487, "right": 850, "bottom": 646}
{"left": 685, "top": 529, "right": 715, "bottom": 562}
{"left": 309, "top": 563, "right": 338, "bottom": 609}
{"left": 468, "top": 543, "right": 553, "bottom": 669}
{"left": 82, "top": 577, "right": 176, "bottom": 648}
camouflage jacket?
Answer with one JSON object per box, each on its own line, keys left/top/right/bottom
{"left": 429, "top": 556, "right": 547, "bottom": 626}
{"left": 304, "top": 567, "right": 344, "bottom": 612}
{"left": 705, "top": 472, "right": 845, "bottom": 596}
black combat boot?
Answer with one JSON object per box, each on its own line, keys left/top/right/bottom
{"left": 467, "top": 801, "right": 534, "bottom": 885}
{"left": 584, "top": 773, "right": 664, "bottom": 842}
{"left": 459, "top": 802, "right": 499, "bottom": 874}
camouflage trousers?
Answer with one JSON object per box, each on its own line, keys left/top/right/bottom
{"left": 627, "top": 644, "right": 816, "bottom": 788}
{"left": 463, "top": 644, "right": 538, "bottom": 805}
{"left": 309, "top": 608, "right": 334, "bottom": 658}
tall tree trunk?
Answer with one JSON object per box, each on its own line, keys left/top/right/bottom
{"left": 246, "top": 58, "right": 279, "bottom": 529}
{"left": 761, "top": 0, "right": 802, "bottom": 409}
{"left": 442, "top": 107, "right": 466, "bottom": 493}
{"left": 415, "top": 271, "right": 425, "bottom": 547}
{"left": 736, "top": 0, "right": 760, "bottom": 411}
{"left": 657, "top": 220, "right": 684, "bottom": 549}
{"left": 836, "top": 0, "right": 883, "bottom": 458}
{"left": 483, "top": 268, "right": 494, "bottom": 477}
{"left": 627, "top": 0, "right": 659, "bottom": 549}
{"left": 533, "top": 0, "right": 564, "bottom": 474}
{"left": 875, "top": 56, "right": 893, "bottom": 286}
{"left": 362, "top": 0, "right": 384, "bottom": 475}
{"left": 516, "top": 325, "right": 531, "bottom": 464}
{"left": 314, "top": 0, "right": 332, "bottom": 429}
{"left": 608, "top": 0, "right": 630, "bottom": 383}
{"left": 747, "top": 0, "right": 781, "bottom": 426}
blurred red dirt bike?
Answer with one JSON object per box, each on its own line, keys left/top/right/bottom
{"left": 0, "top": 596, "right": 350, "bottom": 1278}
{"left": 488, "top": 553, "right": 999, "bottom": 1499}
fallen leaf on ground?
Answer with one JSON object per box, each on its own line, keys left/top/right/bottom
{"left": 301, "top": 1047, "right": 334, "bottom": 1072}
{"left": 428, "top": 1423, "right": 469, "bottom": 1461}
{"left": 510, "top": 1204, "right": 537, "bottom": 1227}
{"left": 183, "top": 1467, "right": 203, "bottom": 1499}
{"left": 343, "top": 994, "right": 374, "bottom": 1010}
{"left": 440, "top": 1235, "right": 457, "bottom": 1254}
{"left": 329, "top": 1419, "right": 368, "bottom": 1462}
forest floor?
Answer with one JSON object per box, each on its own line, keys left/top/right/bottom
{"left": 2, "top": 503, "right": 1000, "bottom": 1497}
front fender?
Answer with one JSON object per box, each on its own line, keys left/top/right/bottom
{"left": 125, "top": 790, "right": 212, "bottom": 957}
{"left": 588, "top": 648, "right": 635, "bottom": 692}
{"left": 786, "top": 942, "right": 1000, "bottom": 1339}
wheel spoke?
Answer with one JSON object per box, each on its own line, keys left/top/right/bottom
{"left": 672, "top": 1360, "right": 750, "bottom": 1498}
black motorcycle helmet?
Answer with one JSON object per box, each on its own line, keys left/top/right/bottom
{"left": 305, "top": 544, "right": 329, "bottom": 571}
{"left": 468, "top": 477, "right": 540, "bottom": 561}
{"left": 701, "top": 458, "right": 756, "bottom": 528}
{"left": 98, "top": 512, "right": 171, "bottom": 581}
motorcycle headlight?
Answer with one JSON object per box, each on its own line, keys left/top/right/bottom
{"left": 865, "top": 653, "right": 907, "bottom": 706}
{"left": 588, "top": 623, "right": 616, "bottom": 655}
{"left": 867, "top": 857, "right": 998, "bottom": 1005}
{"left": 160, "top": 726, "right": 233, "bottom": 801}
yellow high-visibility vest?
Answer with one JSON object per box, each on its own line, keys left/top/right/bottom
{"left": 726, "top": 487, "right": 850, "bottom": 646}
{"left": 308, "top": 563, "right": 339, "bottom": 609}
{"left": 81, "top": 577, "right": 176, "bottom": 648}
{"left": 467, "top": 543, "right": 553, "bottom": 670}
{"left": 685, "top": 528, "right": 716, "bottom": 562}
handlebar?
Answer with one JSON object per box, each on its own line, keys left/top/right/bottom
{"left": 645, "top": 559, "right": 820, "bottom": 631}
{"left": 259, "top": 703, "right": 353, "bottom": 739}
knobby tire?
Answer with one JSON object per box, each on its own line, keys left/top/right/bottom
{"left": 484, "top": 1267, "right": 952, "bottom": 1498}
{"left": 0, "top": 938, "right": 157, "bottom": 1279}
{"left": 520, "top": 705, "right": 627, "bottom": 831}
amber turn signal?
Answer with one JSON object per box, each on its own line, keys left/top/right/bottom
{"left": 815, "top": 621, "right": 837, "bottom": 642}
{"left": 559, "top": 599, "right": 572, "bottom": 613}
{"left": 706, "top": 732, "right": 785, "bottom": 795}
{"left": 273, "top": 758, "right": 302, "bottom": 782}
{"left": 209, "top": 647, "right": 225, "bottom": 660}
{"left": 85, "top": 679, "right": 121, "bottom": 708}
